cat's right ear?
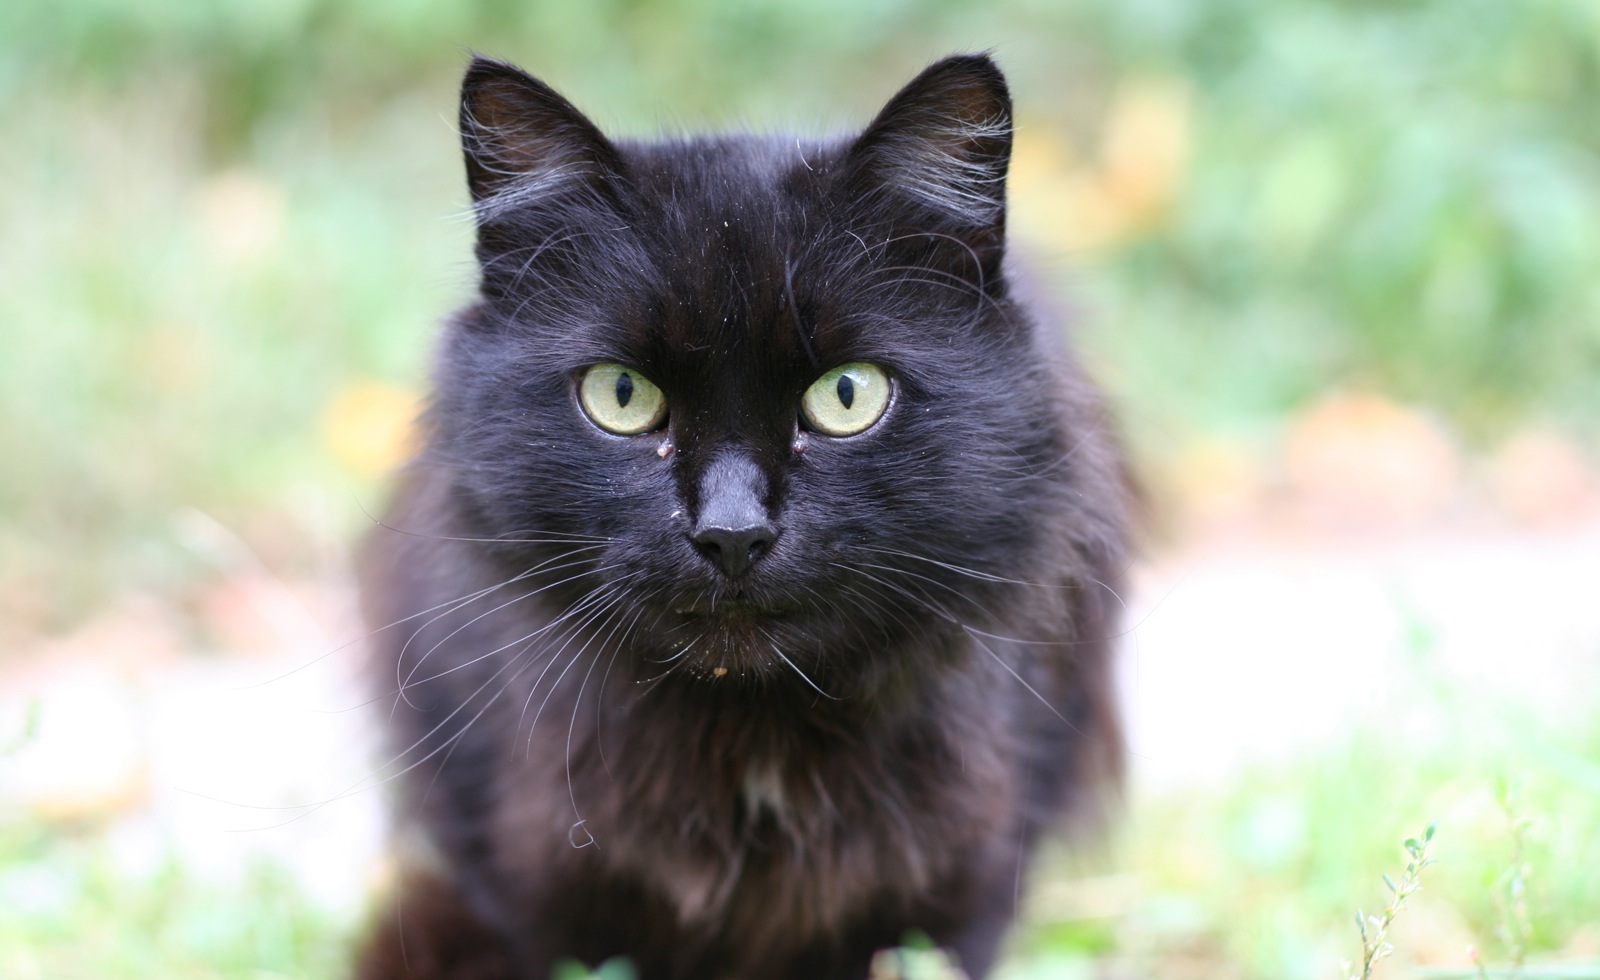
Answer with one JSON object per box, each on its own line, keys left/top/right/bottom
{"left": 459, "top": 57, "right": 625, "bottom": 217}
{"left": 845, "top": 55, "right": 1013, "bottom": 235}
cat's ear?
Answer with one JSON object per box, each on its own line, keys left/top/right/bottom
{"left": 846, "top": 54, "right": 1012, "bottom": 236}
{"left": 459, "top": 57, "right": 624, "bottom": 216}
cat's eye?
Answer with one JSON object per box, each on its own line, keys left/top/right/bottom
{"left": 800, "top": 362, "right": 891, "bottom": 436}
{"left": 578, "top": 363, "right": 668, "bottom": 435}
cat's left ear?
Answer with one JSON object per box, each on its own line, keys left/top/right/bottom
{"left": 459, "top": 56, "right": 626, "bottom": 216}
{"left": 846, "top": 54, "right": 1012, "bottom": 248}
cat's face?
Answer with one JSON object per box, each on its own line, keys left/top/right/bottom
{"left": 432, "top": 56, "right": 1072, "bottom": 690}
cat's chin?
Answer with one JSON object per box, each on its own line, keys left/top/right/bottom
{"left": 649, "top": 599, "right": 833, "bottom": 683}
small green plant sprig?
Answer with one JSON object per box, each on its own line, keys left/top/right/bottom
{"left": 552, "top": 957, "right": 637, "bottom": 980}
{"left": 1491, "top": 779, "right": 1533, "bottom": 978}
{"left": 1, "top": 698, "right": 41, "bottom": 757}
{"left": 1469, "top": 779, "right": 1533, "bottom": 980}
{"left": 1343, "top": 822, "right": 1438, "bottom": 980}
{"left": 868, "top": 934, "right": 968, "bottom": 980}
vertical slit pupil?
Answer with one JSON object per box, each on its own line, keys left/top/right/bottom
{"left": 615, "top": 372, "right": 634, "bottom": 408}
{"left": 836, "top": 374, "right": 855, "bottom": 410}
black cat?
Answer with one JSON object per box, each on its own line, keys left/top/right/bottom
{"left": 356, "top": 53, "right": 1133, "bottom": 980}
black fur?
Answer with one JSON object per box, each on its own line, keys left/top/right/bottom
{"left": 357, "top": 53, "right": 1132, "bottom": 980}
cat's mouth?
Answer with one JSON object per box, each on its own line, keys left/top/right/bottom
{"left": 662, "top": 593, "right": 814, "bottom": 679}
{"left": 670, "top": 595, "right": 797, "bottom": 620}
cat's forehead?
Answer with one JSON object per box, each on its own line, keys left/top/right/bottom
{"left": 613, "top": 136, "right": 853, "bottom": 365}
{"left": 624, "top": 134, "right": 828, "bottom": 204}
{"left": 623, "top": 136, "right": 832, "bottom": 262}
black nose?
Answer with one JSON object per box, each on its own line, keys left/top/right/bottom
{"left": 691, "top": 451, "right": 779, "bottom": 579}
{"left": 692, "top": 523, "right": 776, "bottom": 579}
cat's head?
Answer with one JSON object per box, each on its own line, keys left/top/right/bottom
{"left": 429, "top": 55, "right": 1084, "bottom": 694}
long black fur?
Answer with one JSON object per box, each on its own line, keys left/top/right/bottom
{"left": 356, "top": 53, "right": 1133, "bottom": 980}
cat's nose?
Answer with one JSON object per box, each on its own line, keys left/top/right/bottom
{"left": 691, "top": 523, "right": 776, "bottom": 579}
{"left": 691, "top": 451, "right": 777, "bottom": 579}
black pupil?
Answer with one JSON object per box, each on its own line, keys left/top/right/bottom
{"left": 836, "top": 374, "right": 855, "bottom": 410}
{"left": 615, "top": 372, "right": 634, "bottom": 408}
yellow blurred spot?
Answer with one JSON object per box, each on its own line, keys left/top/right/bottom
{"left": 322, "top": 381, "right": 422, "bottom": 480}
{"left": 1101, "top": 79, "right": 1190, "bottom": 227}
{"left": 1169, "top": 437, "right": 1264, "bottom": 534}
{"left": 1010, "top": 77, "right": 1191, "bottom": 253}
{"left": 195, "top": 169, "right": 286, "bottom": 266}
{"left": 140, "top": 322, "right": 210, "bottom": 393}
{"left": 1284, "top": 393, "right": 1459, "bottom": 530}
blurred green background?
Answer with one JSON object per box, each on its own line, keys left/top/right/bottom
{"left": 6, "top": 0, "right": 1599, "bottom": 631}
{"left": 3, "top": 1, "right": 1598, "bottom": 977}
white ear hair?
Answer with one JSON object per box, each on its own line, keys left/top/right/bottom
{"left": 870, "top": 112, "right": 1011, "bottom": 225}
{"left": 848, "top": 55, "right": 1013, "bottom": 230}
{"left": 462, "top": 110, "right": 600, "bottom": 222}
{"left": 459, "top": 57, "right": 622, "bottom": 220}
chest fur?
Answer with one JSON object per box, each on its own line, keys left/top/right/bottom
{"left": 495, "top": 686, "right": 1019, "bottom": 942}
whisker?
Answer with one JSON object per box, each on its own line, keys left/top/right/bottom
{"left": 249, "top": 640, "right": 538, "bottom": 829}
{"left": 759, "top": 627, "right": 839, "bottom": 702}
{"left": 242, "top": 556, "right": 568, "bottom": 692}
{"left": 518, "top": 584, "right": 639, "bottom": 753}
{"left": 369, "top": 518, "right": 613, "bottom": 547}
{"left": 962, "top": 626, "right": 1083, "bottom": 736}
{"left": 396, "top": 556, "right": 612, "bottom": 704}
{"left": 860, "top": 547, "right": 1061, "bottom": 589}
{"left": 563, "top": 599, "right": 651, "bottom": 832}
{"left": 633, "top": 636, "right": 700, "bottom": 689}
{"left": 838, "top": 563, "right": 962, "bottom": 624}
{"left": 396, "top": 563, "right": 636, "bottom": 699}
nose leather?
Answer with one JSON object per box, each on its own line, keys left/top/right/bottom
{"left": 691, "top": 453, "right": 777, "bottom": 579}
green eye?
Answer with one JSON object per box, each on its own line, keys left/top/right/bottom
{"left": 578, "top": 363, "right": 667, "bottom": 435}
{"left": 800, "top": 362, "right": 891, "bottom": 436}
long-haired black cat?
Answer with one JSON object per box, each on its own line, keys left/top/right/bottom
{"left": 357, "top": 53, "right": 1132, "bottom": 980}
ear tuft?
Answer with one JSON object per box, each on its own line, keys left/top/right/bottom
{"left": 459, "top": 57, "right": 623, "bottom": 217}
{"left": 848, "top": 54, "right": 1013, "bottom": 228}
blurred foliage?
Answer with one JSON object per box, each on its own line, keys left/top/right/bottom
{"left": 3, "top": 2, "right": 1598, "bottom": 618}
{"left": 0, "top": 823, "right": 350, "bottom": 978}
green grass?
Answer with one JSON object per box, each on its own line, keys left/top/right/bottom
{"left": 997, "top": 726, "right": 1600, "bottom": 979}
{"left": 0, "top": 825, "right": 352, "bottom": 979}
